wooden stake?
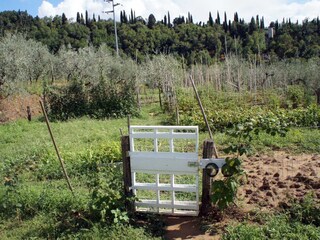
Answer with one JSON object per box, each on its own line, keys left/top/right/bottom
{"left": 39, "top": 101, "right": 74, "bottom": 196}
{"left": 201, "top": 139, "right": 215, "bottom": 215}
{"left": 122, "top": 135, "right": 134, "bottom": 212}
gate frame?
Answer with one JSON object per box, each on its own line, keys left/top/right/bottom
{"left": 128, "top": 125, "right": 200, "bottom": 216}
{"left": 122, "top": 127, "right": 218, "bottom": 216}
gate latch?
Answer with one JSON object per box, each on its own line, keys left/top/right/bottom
{"left": 200, "top": 158, "right": 226, "bottom": 177}
{"left": 188, "top": 158, "right": 226, "bottom": 177}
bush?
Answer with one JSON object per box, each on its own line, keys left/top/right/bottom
{"left": 286, "top": 194, "right": 320, "bottom": 227}
{"left": 47, "top": 78, "right": 138, "bottom": 120}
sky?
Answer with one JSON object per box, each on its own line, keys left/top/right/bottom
{"left": 0, "top": 0, "right": 319, "bottom": 26}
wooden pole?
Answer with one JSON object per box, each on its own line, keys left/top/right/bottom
{"left": 127, "top": 115, "right": 131, "bottom": 135}
{"left": 27, "top": 106, "right": 31, "bottom": 121}
{"left": 190, "top": 76, "right": 219, "bottom": 158}
{"left": 200, "top": 139, "right": 215, "bottom": 216}
{"left": 121, "top": 135, "right": 134, "bottom": 212}
{"left": 39, "top": 101, "right": 74, "bottom": 196}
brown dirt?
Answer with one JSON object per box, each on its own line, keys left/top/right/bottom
{"left": 164, "top": 216, "right": 218, "bottom": 240}
{"left": 240, "top": 152, "right": 320, "bottom": 209}
{"left": 164, "top": 152, "right": 320, "bottom": 239}
{"left": 0, "top": 94, "right": 42, "bottom": 123}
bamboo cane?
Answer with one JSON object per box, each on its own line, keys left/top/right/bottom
{"left": 190, "top": 76, "right": 219, "bottom": 158}
{"left": 39, "top": 101, "right": 74, "bottom": 195}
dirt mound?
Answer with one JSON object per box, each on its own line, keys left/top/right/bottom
{"left": 239, "top": 152, "right": 320, "bottom": 209}
{"left": 0, "top": 94, "right": 42, "bottom": 123}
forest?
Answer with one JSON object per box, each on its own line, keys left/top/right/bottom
{"left": 0, "top": 9, "right": 319, "bottom": 63}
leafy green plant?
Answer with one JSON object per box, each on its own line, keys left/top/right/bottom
{"left": 286, "top": 85, "right": 305, "bottom": 109}
{"left": 86, "top": 156, "right": 127, "bottom": 224}
{"left": 285, "top": 193, "right": 320, "bottom": 227}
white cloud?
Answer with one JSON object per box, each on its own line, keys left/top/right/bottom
{"left": 38, "top": 0, "right": 320, "bottom": 25}
{"left": 38, "top": 0, "right": 104, "bottom": 19}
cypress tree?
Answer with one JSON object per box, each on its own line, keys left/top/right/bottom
{"left": 188, "top": 12, "right": 193, "bottom": 24}
{"left": 249, "top": 16, "right": 256, "bottom": 33}
{"left": 216, "top": 11, "right": 220, "bottom": 25}
{"left": 130, "top": 9, "right": 134, "bottom": 23}
{"left": 234, "top": 12, "right": 239, "bottom": 23}
{"left": 209, "top": 12, "right": 214, "bottom": 26}
{"left": 223, "top": 11, "right": 228, "bottom": 32}
{"left": 85, "top": 10, "right": 89, "bottom": 26}
{"left": 260, "top": 16, "right": 265, "bottom": 29}
{"left": 62, "top": 13, "right": 67, "bottom": 25}
{"left": 80, "top": 13, "right": 85, "bottom": 25}
{"left": 76, "top": 12, "right": 80, "bottom": 23}
{"left": 168, "top": 11, "right": 171, "bottom": 28}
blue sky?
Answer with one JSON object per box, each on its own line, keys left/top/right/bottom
{"left": 0, "top": 0, "right": 319, "bottom": 26}
{"left": 0, "top": 0, "right": 58, "bottom": 16}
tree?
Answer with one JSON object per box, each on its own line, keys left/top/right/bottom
{"left": 167, "top": 11, "right": 171, "bottom": 28}
{"left": 147, "top": 14, "right": 156, "bottom": 29}
{"left": 85, "top": 10, "right": 89, "bottom": 27}
{"left": 163, "top": 15, "right": 167, "bottom": 26}
{"left": 130, "top": 9, "right": 135, "bottom": 24}
{"left": 80, "top": 13, "right": 85, "bottom": 25}
{"left": 260, "top": 17, "right": 265, "bottom": 29}
{"left": 62, "top": 13, "right": 67, "bottom": 25}
{"left": 234, "top": 12, "right": 239, "bottom": 23}
{"left": 187, "top": 12, "right": 193, "bottom": 24}
{"left": 249, "top": 16, "right": 257, "bottom": 34}
{"left": 208, "top": 12, "right": 214, "bottom": 27}
{"left": 173, "top": 16, "right": 185, "bottom": 26}
{"left": 0, "top": 35, "right": 50, "bottom": 96}
{"left": 223, "top": 12, "right": 228, "bottom": 32}
{"left": 216, "top": 11, "right": 221, "bottom": 25}
{"left": 76, "top": 12, "right": 80, "bottom": 24}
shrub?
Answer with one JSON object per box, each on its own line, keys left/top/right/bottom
{"left": 286, "top": 193, "right": 320, "bottom": 227}
{"left": 46, "top": 78, "right": 138, "bottom": 120}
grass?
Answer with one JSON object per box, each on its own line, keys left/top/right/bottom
{"left": 0, "top": 102, "right": 165, "bottom": 160}
{"left": 197, "top": 127, "right": 320, "bottom": 156}
{"left": 223, "top": 213, "right": 320, "bottom": 240}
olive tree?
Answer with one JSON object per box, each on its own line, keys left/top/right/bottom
{"left": 0, "top": 34, "right": 50, "bottom": 97}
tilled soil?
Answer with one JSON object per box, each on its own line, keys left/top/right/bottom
{"left": 240, "top": 152, "right": 320, "bottom": 209}
{"left": 165, "top": 152, "right": 320, "bottom": 239}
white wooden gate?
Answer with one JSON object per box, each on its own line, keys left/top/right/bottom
{"left": 129, "top": 126, "right": 199, "bottom": 216}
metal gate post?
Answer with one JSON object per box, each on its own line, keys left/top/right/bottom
{"left": 200, "top": 139, "right": 215, "bottom": 215}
